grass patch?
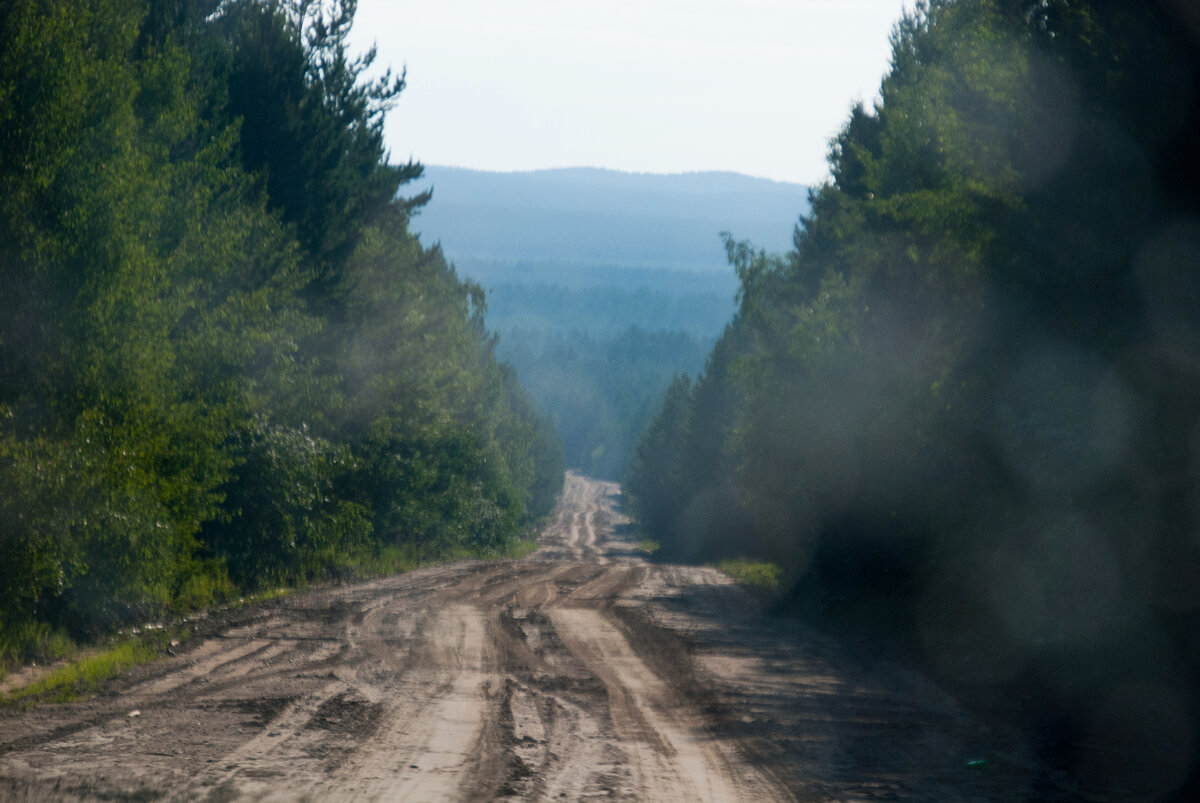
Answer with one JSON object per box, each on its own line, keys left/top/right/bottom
{"left": 0, "top": 621, "right": 75, "bottom": 679}
{"left": 717, "top": 559, "right": 783, "bottom": 593}
{"left": 0, "top": 535, "right": 540, "bottom": 702}
{"left": 219, "top": 585, "right": 296, "bottom": 613}
{"left": 636, "top": 539, "right": 661, "bottom": 555}
{"left": 352, "top": 537, "right": 540, "bottom": 578}
{"left": 443, "top": 538, "right": 541, "bottom": 562}
{"left": 1, "top": 623, "right": 190, "bottom": 706}
{"left": 172, "top": 561, "right": 239, "bottom": 614}
{"left": 3, "top": 640, "right": 158, "bottom": 705}
{"left": 493, "top": 538, "right": 540, "bottom": 559}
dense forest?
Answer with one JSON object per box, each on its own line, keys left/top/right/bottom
{"left": 411, "top": 168, "right": 797, "bottom": 482}
{"left": 457, "top": 261, "right": 734, "bottom": 480}
{"left": 628, "top": 0, "right": 1200, "bottom": 794}
{"left": 501, "top": 328, "right": 712, "bottom": 480}
{"left": 0, "top": 0, "right": 563, "bottom": 656}
{"left": 478, "top": 262, "right": 730, "bottom": 480}
{"left": 478, "top": 273, "right": 736, "bottom": 339}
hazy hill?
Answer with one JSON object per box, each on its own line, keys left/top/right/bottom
{"left": 405, "top": 165, "right": 809, "bottom": 479}
{"left": 410, "top": 166, "right": 810, "bottom": 271}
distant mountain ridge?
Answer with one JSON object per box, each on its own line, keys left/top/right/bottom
{"left": 409, "top": 165, "right": 809, "bottom": 272}
{"left": 404, "top": 165, "right": 808, "bottom": 479}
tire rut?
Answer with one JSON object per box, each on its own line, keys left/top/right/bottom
{"left": 0, "top": 471, "right": 1059, "bottom": 801}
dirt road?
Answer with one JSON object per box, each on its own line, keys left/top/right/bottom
{"left": 0, "top": 473, "right": 1068, "bottom": 801}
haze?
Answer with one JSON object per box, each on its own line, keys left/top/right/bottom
{"left": 348, "top": 0, "right": 908, "bottom": 185}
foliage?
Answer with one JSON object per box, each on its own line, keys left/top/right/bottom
{"left": 2, "top": 639, "right": 159, "bottom": 706}
{"left": 628, "top": 0, "right": 1200, "bottom": 791}
{"left": 0, "top": 621, "right": 74, "bottom": 675}
{"left": 501, "top": 328, "right": 711, "bottom": 480}
{"left": 0, "top": 0, "right": 562, "bottom": 648}
{"left": 716, "top": 560, "right": 782, "bottom": 594}
{"left": 482, "top": 279, "right": 736, "bottom": 339}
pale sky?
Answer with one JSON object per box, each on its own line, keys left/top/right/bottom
{"left": 348, "top": 1, "right": 909, "bottom": 186}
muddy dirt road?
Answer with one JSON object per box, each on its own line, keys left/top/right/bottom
{"left": 0, "top": 473, "right": 1068, "bottom": 801}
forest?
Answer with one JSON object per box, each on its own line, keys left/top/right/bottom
{"left": 5, "top": 0, "right": 1200, "bottom": 791}
{"left": 0, "top": 0, "right": 563, "bottom": 658}
{"left": 627, "top": 0, "right": 1200, "bottom": 788}
{"left": 477, "top": 261, "right": 732, "bottom": 480}
{"left": 411, "top": 167, "right": 798, "bottom": 483}
{"left": 500, "top": 327, "right": 712, "bottom": 479}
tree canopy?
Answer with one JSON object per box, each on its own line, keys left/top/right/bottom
{"left": 626, "top": 0, "right": 1200, "bottom": 793}
{"left": 0, "top": 0, "right": 562, "bottom": 647}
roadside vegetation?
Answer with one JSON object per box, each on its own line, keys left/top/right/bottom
{"left": 716, "top": 560, "right": 782, "bottom": 594}
{"left": 4, "top": 638, "right": 161, "bottom": 706}
{"left": 0, "top": 0, "right": 563, "bottom": 675}
{"left": 627, "top": 0, "right": 1200, "bottom": 793}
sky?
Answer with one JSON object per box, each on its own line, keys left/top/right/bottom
{"left": 347, "top": 1, "right": 910, "bottom": 187}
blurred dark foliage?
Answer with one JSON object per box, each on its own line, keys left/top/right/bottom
{"left": 627, "top": 1, "right": 1200, "bottom": 796}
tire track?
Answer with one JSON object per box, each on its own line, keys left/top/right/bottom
{"left": 550, "top": 606, "right": 779, "bottom": 801}
{"left": 0, "top": 473, "right": 1048, "bottom": 801}
{"left": 325, "top": 604, "right": 495, "bottom": 801}
{"left": 184, "top": 680, "right": 348, "bottom": 799}
{"left": 0, "top": 474, "right": 797, "bottom": 801}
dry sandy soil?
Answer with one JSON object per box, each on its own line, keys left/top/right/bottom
{"left": 0, "top": 473, "right": 1081, "bottom": 801}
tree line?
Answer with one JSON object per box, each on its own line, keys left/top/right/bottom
{"left": 500, "top": 328, "right": 712, "bottom": 480}
{"left": 0, "top": 0, "right": 563, "bottom": 650}
{"left": 627, "top": 0, "right": 1200, "bottom": 793}
{"left": 477, "top": 261, "right": 731, "bottom": 482}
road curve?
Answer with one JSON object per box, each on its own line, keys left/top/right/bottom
{"left": 0, "top": 473, "right": 1062, "bottom": 801}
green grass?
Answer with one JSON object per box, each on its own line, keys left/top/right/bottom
{"left": 447, "top": 538, "right": 541, "bottom": 562}
{"left": 0, "top": 621, "right": 75, "bottom": 679}
{"left": 231, "top": 586, "right": 295, "bottom": 610}
{"left": 1, "top": 622, "right": 193, "bottom": 706}
{"left": 172, "top": 562, "right": 238, "bottom": 614}
{"left": 351, "top": 537, "right": 541, "bottom": 578}
{"left": 3, "top": 640, "right": 158, "bottom": 705}
{"left": 494, "top": 538, "right": 540, "bottom": 559}
{"left": 717, "top": 558, "right": 783, "bottom": 593}
{"left": 1, "top": 536, "right": 541, "bottom": 704}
